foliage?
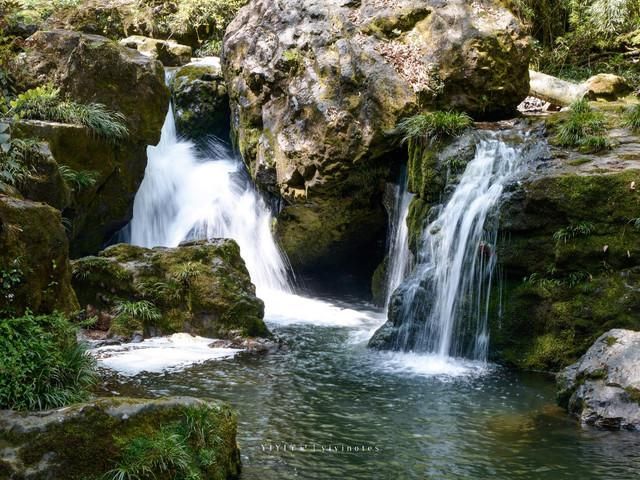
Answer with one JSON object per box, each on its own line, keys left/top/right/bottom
{"left": 0, "top": 310, "right": 97, "bottom": 411}
{"left": 161, "top": 0, "right": 248, "bottom": 45}
{"left": 0, "top": 258, "right": 23, "bottom": 312}
{"left": 8, "top": 85, "right": 129, "bottom": 141}
{"left": 0, "top": 137, "right": 40, "bottom": 188}
{"left": 553, "top": 221, "right": 596, "bottom": 244}
{"left": 111, "top": 299, "right": 161, "bottom": 336}
{"left": 555, "top": 99, "right": 610, "bottom": 153}
{"left": 105, "top": 404, "right": 226, "bottom": 480}
{"left": 58, "top": 165, "right": 98, "bottom": 191}
{"left": 396, "top": 111, "right": 473, "bottom": 144}
{"left": 623, "top": 104, "right": 640, "bottom": 132}
{"left": 195, "top": 39, "right": 222, "bottom": 57}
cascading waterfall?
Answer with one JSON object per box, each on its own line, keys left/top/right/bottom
{"left": 384, "top": 171, "right": 413, "bottom": 308}
{"left": 389, "top": 132, "right": 534, "bottom": 361}
{"left": 123, "top": 104, "right": 291, "bottom": 295}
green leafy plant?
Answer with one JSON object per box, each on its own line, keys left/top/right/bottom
{"left": 0, "top": 311, "right": 97, "bottom": 410}
{"left": 556, "top": 99, "right": 610, "bottom": 153}
{"left": 553, "top": 221, "right": 596, "bottom": 244}
{"left": 0, "top": 138, "right": 40, "bottom": 188}
{"left": 396, "top": 111, "right": 473, "bottom": 144}
{"left": 58, "top": 165, "right": 98, "bottom": 191}
{"left": 8, "top": 85, "right": 129, "bottom": 141}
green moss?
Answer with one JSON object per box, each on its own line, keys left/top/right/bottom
{"left": 605, "top": 336, "right": 618, "bottom": 346}
{"left": 1, "top": 397, "right": 240, "bottom": 480}
{"left": 625, "top": 387, "right": 640, "bottom": 405}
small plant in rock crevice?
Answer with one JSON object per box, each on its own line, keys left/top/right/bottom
{"left": 553, "top": 221, "right": 596, "bottom": 244}
{"left": 111, "top": 299, "right": 161, "bottom": 336}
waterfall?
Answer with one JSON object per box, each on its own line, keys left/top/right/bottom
{"left": 124, "top": 105, "right": 291, "bottom": 295}
{"left": 384, "top": 171, "right": 413, "bottom": 308}
{"left": 387, "top": 132, "right": 533, "bottom": 361}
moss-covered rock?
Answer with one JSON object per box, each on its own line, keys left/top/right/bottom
{"left": 222, "top": 0, "right": 530, "bottom": 273}
{"left": 10, "top": 30, "right": 169, "bottom": 256}
{"left": 0, "top": 194, "right": 78, "bottom": 316}
{"left": 494, "top": 157, "right": 640, "bottom": 371}
{"left": 0, "top": 396, "right": 241, "bottom": 480}
{"left": 72, "top": 240, "right": 267, "bottom": 340}
{"left": 171, "top": 59, "right": 230, "bottom": 141}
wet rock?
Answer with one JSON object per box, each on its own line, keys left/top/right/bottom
{"left": 171, "top": 58, "right": 230, "bottom": 140}
{"left": 222, "top": 0, "right": 530, "bottom": 271}
{"left": 120, "top": 35, "right": 192, "bottom": 66}
{"left": 0, "top": 396, "right": 241, "bottom": 480}
{"left": 72, "top": 240, "right": 268, "bottom": 341}
{"left": 557, "top": 329, "right": 640, "bottom": 430}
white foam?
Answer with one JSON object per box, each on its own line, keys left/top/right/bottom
{"left": 373, "top": 351, "right": 491, "bottom": 378}
{"left": 262, "top": 289, "right": 386, "bottom": 328}
{"left": 92, "top": 333, "right": 241, "bottom": 376}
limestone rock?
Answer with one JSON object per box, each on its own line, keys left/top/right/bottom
{"left": 171, "top": 58, "right": 230, "bottom": 140}
{"left": 0, "top": 396, "right": 241, "bottom": 480}
{"left": 72, "top": 240, "right": 267, "bottom": 340}
{"left": 222, "top": 0, "right": 530, "bottom": 271}
{"left": 11, "top": 29, "right": 169, "bottom": 256}
{"left": 557, "top": 329, "right": 640, "bottom": 430}
{"left": 120, "top": 35, "right": 192, "bottom": 66}
{"left": 0, "top": 195, "right": 78, "bottom": 316}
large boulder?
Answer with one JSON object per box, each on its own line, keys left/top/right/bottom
{"left": 72, "top": 240, "right": 267, "bottom": 340}
{"left": 557, "top": 329, "right": 640, "bottom": 430}
{"left": 0, "top": 396, "right": 241, "bottom": 479}
{"left": 11, "top": 30, "right": 169, "bottom": 256}
{"left": 222, "top": 0, "right": 530, "bottom": 271}
{"left": 171, "top": 58, "right": 231, "bottom": 141}
{"left": 0, "top": 195, "right": 78, "bottom": 316}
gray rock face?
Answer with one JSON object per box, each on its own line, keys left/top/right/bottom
{"left": 222, "top": 0, "right": 530, "bottom": 271}
{"left": 557, "top": 329, "right": 640, "bottom": 430}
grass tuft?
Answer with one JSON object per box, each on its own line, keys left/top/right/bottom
{"left": 395, "top": 111, "right": 473, "bottom": 144}
{"left": 556, "top": 99, "right": 610, "bottom": 153}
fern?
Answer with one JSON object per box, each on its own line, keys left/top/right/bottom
{"left": 9, "top": 85, "right": 129, "bottom": 141}
{"left": 395, "top": 111, "right": 473, "bottom": 144}
{"left": 58, "top": 165, "right": 98, "bottom": 191}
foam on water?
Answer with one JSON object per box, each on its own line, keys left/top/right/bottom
{"left": 93, "top": 333, "right": 241, "bottom": 376}
{"left": 373, "top": 351, "right": 491, "bottom": 378}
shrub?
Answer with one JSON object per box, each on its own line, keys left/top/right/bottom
{"left": 0, "top": 311, "right": 97, "bottom": 411}
{"left": 396, "top": 111, "right": 473, "bottom": 144}
{"left": 556, "top": 99, "right": 610, "bottom": 153}
{"left": 164, "top": 0, "right": 248, "bottom": 45}
{"left": 8, "top": 85, "right": 129, "bottom": 141}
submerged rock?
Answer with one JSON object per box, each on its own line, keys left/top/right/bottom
{"left": 72, "top": 240, "right": 267, "bottom": 340}
{"left": 222, "top": 0, "right": 530, "bottom": 272}
{"left": 120, "top": 35, "right": 192, "bottom": 66}
{"left": 171, "top": 58, "right": 230, "bottom": 141}
{"left": 0, "top": 195, "right": 78, "bottom": 316}
{"left": 11, "top": 29, "right": 169, "bottom": 256}
{"left": 0, "top": 396, "right": 241, "bottom": 479}
{"left": 557, "top": 329, "right": 640, "bottom": 430}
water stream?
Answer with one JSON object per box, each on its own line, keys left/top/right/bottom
{"left": 106, "top": 108, "right": 640, "bottom": 479}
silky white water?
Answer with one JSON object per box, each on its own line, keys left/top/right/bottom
{"left": 125, "top": 105, "right": 291, "bottom": 295}
{"left": 384, "top": 171, "right": 413, "bottom": 308}
{"left": 391, "top": 133, "right": 532, "bottom": 360}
